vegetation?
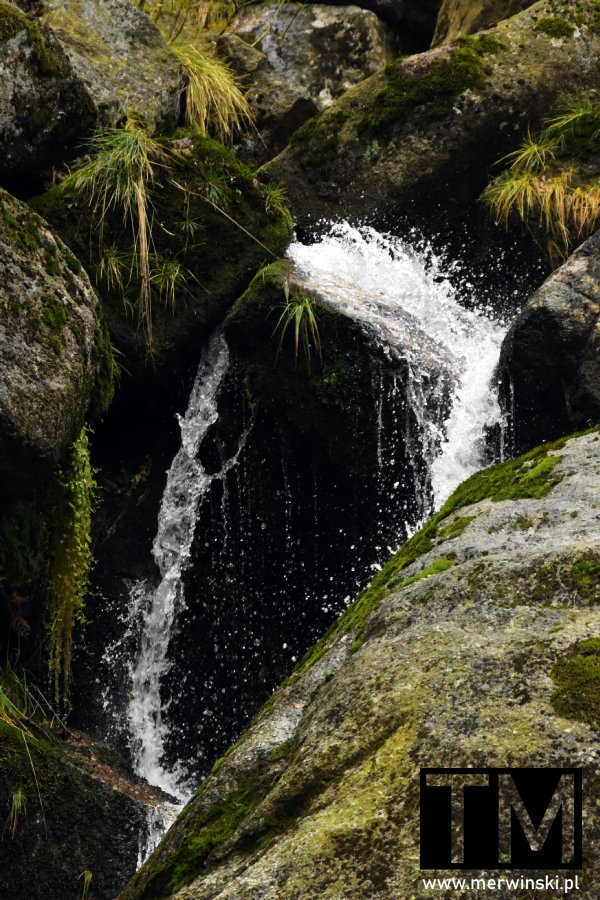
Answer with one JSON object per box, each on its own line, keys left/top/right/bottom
{"left": 551, "top": 637, "right": 600, "bottom": 729}
{"left": 62, "top": 119, "right": 170, "bottom": 349}
{"left": 6, "top": 786, "right": 27, "bottom": 838}
{"left": 172, "top": 41, "right": 253, "bottom": 143}
{"left": 47, "top": 427, "right": 97, "bottom": 707}
{"left": 274, "top": 282, "right": 323, "bottom": 372}
{"left": 483, "top": 93, "right": 600, "bottom": 263}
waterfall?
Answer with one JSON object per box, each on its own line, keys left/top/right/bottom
{"left": 288, "top": 222, "right": 508, "bottom": 510}
{"left": 126, "top": 330, "right": 231, "bottom": 801}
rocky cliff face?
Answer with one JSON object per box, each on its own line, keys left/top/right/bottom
{"left": 123, "top": 428, "right": 600, "bottom": 899}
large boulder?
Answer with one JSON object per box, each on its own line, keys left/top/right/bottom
{"left": 42, "top": 0, "right": 185, "bottom": 132}
{"left": 123, "top": 428, "right": 600, "bottom": 898}
{"left": 0, "top": 0, "right": 96, "bottom": 186}
{"left": 0, "top": 188, "right": 109, "bottom": 495}
{"left": 498, "top": 230, "right": 600, "bottom": 454}
{"left": 220, "top": 4, "right": 402, "bottom": 164}
{"left": 262, "top": 0, "right": 600, "bottom": 234}
{"left": 432, "top": 0, "right": 537, "bottom": 45}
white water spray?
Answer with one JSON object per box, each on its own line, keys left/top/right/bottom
{"left": 127, "top": 330, "right": 230, "bottom": 801}
{"left": 288, "top": 222, "right": 508, "bottom": 508}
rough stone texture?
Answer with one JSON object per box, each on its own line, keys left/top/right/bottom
{"left": 219, "top": 4, "right": 401, "bottom": 165}
{"left": 0, "top": 0, "right": 96, "bottom": 185}
{"left": 122, "top": 429, "right": 600, "bottom": 899}
{"left": 43, "top": 0, "right": 185, "bottom": 132}
{"left": 262, "top": 0, "right": 600, "bottom": 233}
{"left": 0, "top": 188, "right": 103, "bottom": 494}
{"left": 0, "top": 721, "right": 171, "bottom": 900}
{"left": 306, "top": 0, "right": 442, "bottom": 35}
{"left": 499, "top": 231, "right": 600, "bottom": 455}
{"left": 433, "top": 0, "right": 536, "bottom": 45}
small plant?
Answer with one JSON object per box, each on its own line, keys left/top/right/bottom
{"left": 274, "top": 282, "right": 322, "bottom": 371}
{"left": 6, "top": 787, "right": 27, "bottom": 838}
{"left": 79, "top": 869, "right": 93, "bottom": 900}
{"left": 263, "top": 184, "right": 287, "bottom": 218}
{"left": 150, "top": 255, "right": 189, "bottom": 309}
{"left": 62, "top": 118, "right": 170, "bottom": 349}
{"left": 97, "top": 244, "right": 131, "bottom": 293}
{"left": 172, "top": 41, "right": 254, "bottom": 143}
{"left": 483, "top": 93, "right": 600, "bottom": 263}
{"left": 47, "top": 427, "right": 97, "bottom": 707}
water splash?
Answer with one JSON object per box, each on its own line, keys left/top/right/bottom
{"left": 126, "top": 330, "right": 231, "bottom": 800}
{"left": 288, "top": 222, "right": 508, "bottom": 508}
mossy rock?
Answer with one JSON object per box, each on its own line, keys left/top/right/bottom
{"left": 123, "top": 428, "right": 600, "bottom": 899}
{"left": 262, "top": 0, "right": 600, "bottom": 232}
{"left": 0, "top": 0, "right": 96, "bottom": 185}
{"left": 432, "top": 0, "right": 537, "bottom": 46}
{"left": 42, "top": 0, "right": 186, "bottom": 132}
{"left": 0, "top": 187, "right": 111, "bottom": 495}
{"left": 31, "top": 133, "right": 293, "bottom": 377}
{"left": 0, "top": 720, "right": 154, "bottom": 900}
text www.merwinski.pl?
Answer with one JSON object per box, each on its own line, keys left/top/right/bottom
{"left": 421, "top": 875, "right": 581, "bottom": 893}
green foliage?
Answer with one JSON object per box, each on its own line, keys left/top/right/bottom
{"left": 47, "top": 427, "right": 97, "bottom": 706}
{"left": 399, "top": 557, "right": 455, "bottom": 588}
{"left": 535, "top": 16, "right": 575, "bottom": 38}
{"left": 436, "top": 515, "right": 477, "bottom": 541}
{"left": 6, "top": 785, "right": 27, "bottom": 838}
{"left": 274, "top": 282, "right": 322, "bottom": 372}
{"left": 263, "top": 185, "right": 287, "bottom": 219}
{"left": 483, "top": 93, "right": 600, "bottom": 263}
{"left": 61, "top": 120, "right": 171, "bottom": 350}
{"left": 172, "top": 41, "right": 254, "bottom": 143}
{"left": 79, "top": 869, "right": 93, "bottom": 900}
{"left": 0, "top": 1, "right": 67, "bottom": 76}
{"left": 551, "top": 637, "right": 600, "bottom": 728}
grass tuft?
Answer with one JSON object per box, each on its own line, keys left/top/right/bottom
{"left": 274, "top": 282, "right": 323, "bottom": 372}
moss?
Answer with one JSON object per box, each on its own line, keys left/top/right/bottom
{"left": 515, "top": 516, "right": 534, "bottom": 530}
{"left": 91, "top": 320, "right": 116, "bottom": 416}
{"left": 271, "top": 739, "right": 295, "bottom": 761}
{"left": 0, "top": 1, "right": 67, "bottom": 77}
{"left": 42, "top": 300, "right": 68, "bottom": 355}
{"left": 399, "top": 557, "right": 455, "bottom": 589}
{"left": 571, "top": 554, "right": 600, "bottom": 596}
{"left": 289, "top": 110, "right": 344, "bottom": 167}
{"left": 550, "top": 637, "right": 600, "bottom": 728}
{"left": 436, "top": 515, "right": 476, "bottom": 541}
{"left": 125, "top": 773, "right": 271, "bottom": 899}
{"left": 358, "top": 37, "right": 501, "bottom": 135}
{"left": 535, "top": 16, "right": 575, "bottom": 38}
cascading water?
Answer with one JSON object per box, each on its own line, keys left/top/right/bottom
{"left": 100, "top": 222, "right": 515, "bottom": 862}
{"left": 288, "top": 222, "right": 508, "bottom": 510}
{"left": 126, "top": 330, "right": 231, "bottom": 800}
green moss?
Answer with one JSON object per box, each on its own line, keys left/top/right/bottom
{"left": 91, "top": 321, "right": 116, "bottom": 415}
{"left": 0, "top": 1, "right": 67, "bottom": 76}
{"left": 535, "top": 16, "right": 575, "bottom": 38}
{"left": 516, "top": 516, "right": 534, "bottom": 530}
{"left": 399, "top": 557, "right": 455, "bottom": 588}
{"left": 571, "top": 554, "right": 600, "bottom": 596}
{"left": 271, "top": 739, "right": 295, "bottom": 761}
{"left": 42, "top": 300, "right": 68, "bottom": 355}
{"left": 126, "top": 773, "right": 271, "bottom": 899}
{"left": 550, "top": 637, "right": 600, "bottom": 728}
{"left": 436, "top": 515, "right": 476, "bottom": 541}
{"left": 289, "top": 110, "right": 344, "bottom": 167}
{"left": 358, "top": 37, "right": 500, "bottom": 135}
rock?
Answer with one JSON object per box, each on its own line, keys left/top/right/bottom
{"left": 30, "top": 133, "right": 293, "bottom": 378}
{"left": 262, "top": 0, "right": 600, "bottom": 234}
{"left": 219, "top": 4, "right": 402, "bottom": 165}
{"left": 0, "top": 720, "right": 171, "bottom": 900}
{"left": 0, "top": 188, "right": 109, "bottom": 495}
{"left": 498, "top": 230, "right": 600, "bottom": 454}
{"left": 432, "top": 0, "right": 536, "bottom": 46}
{"left": 0, "top": 0, "right": 96, "bottom": 187}
{"left": 42, "top": 0, "right": 185, "bottom": 132}
{"left": 122, "top": 428, "right": 600, "bottom": 899}
{"left": 306, "top": 0, "right": 442, "bottom": 36}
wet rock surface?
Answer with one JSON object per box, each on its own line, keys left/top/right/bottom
{"left": 499, "top": 230, "right": 600, "bottom": 454}
{"left": 432, "top": 0, "right": 536, "bottom": 45}
{"left": 123, "top": 429, "right": 600, "bottom": 899}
